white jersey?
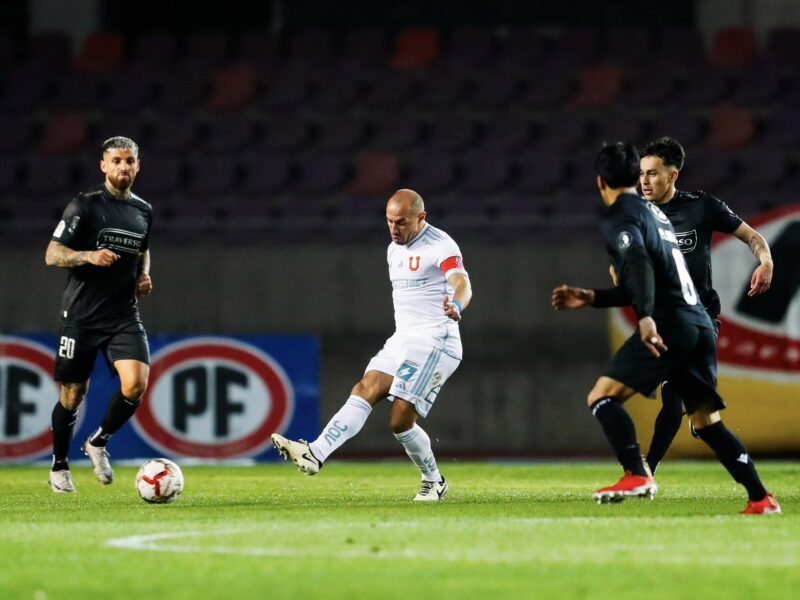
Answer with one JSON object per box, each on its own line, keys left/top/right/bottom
{"left": 387, "top": 222, "right": 468, "bottom": 337}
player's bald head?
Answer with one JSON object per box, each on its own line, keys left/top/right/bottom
{"left": 387, "top": 189, "right": 425, "bottom": 216}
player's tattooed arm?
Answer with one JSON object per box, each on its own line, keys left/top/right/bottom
{"left": 733, "top": 222, "right": 773, "bottom": 296}
{"left": 45, "top": 241, "right": 119, "bottom": 268}
{"left": 137, "top": 250, "right": 153, "bottom": 296}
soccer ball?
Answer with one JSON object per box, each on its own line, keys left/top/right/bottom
{"left": 135, "top": 458, "right": 184, "bottom": 504}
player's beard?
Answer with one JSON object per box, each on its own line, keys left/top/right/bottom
{"left": 110, "top": 172, "right": 135, "bottom": 192}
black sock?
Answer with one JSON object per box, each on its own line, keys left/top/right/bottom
{"left": 646, "top": 382, "right": 684, "bottom": 474}
{"left": 591, "top": 397, "right": 648, "bottom": 477}
{"left": 695, "top": 421, "right": 768, "bottom": 501}
{"left": 51, "top": 402, "right": 77, "bottom": 471}
{"left": 90, "top": 392, "right": 139, "bottom": 447}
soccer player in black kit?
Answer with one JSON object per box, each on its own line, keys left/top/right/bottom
{"left": 639, "top": 136, "right": 773, "bottom": 473}
{"left": 45, "top": 136, "right": 153, "bottom": 493}
{"left": 552, "top": 143, "right": 779, "bottom": 514}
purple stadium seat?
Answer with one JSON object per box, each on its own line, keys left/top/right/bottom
{"left": 294, "top": 154, "right": 348, "bottom": 195}
{"left": 415, "top": 67, "right": 469, "bottom": 109}
{"left": 240, "top": 155, "right": 291, "bottom": 199}
{"left": 735, "top": 150, "right": 788, "bottom": 192}
{"left": 514, "top": 151, "right": 566, "bottom": 195}
{"left": 594, "top": 109, "right": 647, "bottom": 147}
{"left": 766, "top": 27, "right": 800, "bottom": 68}
{"left": 0, "top": 114, "right": 32, "bottom": 155}
{"left": 28, "top": 32, "right": 73, "bottom": 68}
{"left": 184, "top": 156, "right": 239, "bottom": 202}
{"left": 103, "top": 66, "right": 161, "bottom": 112}
{"left": 77, "top": 32, "right": 125, "bottom": 74}
{"left": 341, "top": 28, "right": 388, "bottom": 67}
{"left": 92, "top": 113, "right": 149, "bottom": 152}
{"left": 445, "top": 27, "right": 494, "bottom": 67}
{"left": 519, "top": 66, "right": 571, "bottom": 109}
{"left": 361, "top": 70, "right": 415, "bottom": 109}
{"left": 0, "top": 32, "right": 15, "bottom": 68}
{"left": 132, "top": 155, "right": 183, "bottom": 199}
{"left": 649, "top": 109, "right": 702, "bottom": 147}
{"left": 238, "top": 31, "right": 282, "bottom": 69}
{"left": 49, "top": 71, "right": 103, "bottom": 110}
{"left": 535, "top": 111, "right": 589, "bottom": 150}
{"left": 424, "top": 113, "right": 477, "bottom": 151}
{"left": 457, "top": 152, "right": 512, "bottom": 194}
{"left": 760, "top": 109, "right": 800, "bottom": 148}
{"left": 367, "top": 112, "right": 421, "bottom": 151}
{"left": 37, "top": 112, "right": 88, "bottom": 154}
{"left": 312, "top": 114, "right": 365, "bottom": 152}
{"left": 482, "top": 114, "right": 533, "bottom": 152}
{"left": 257, "top": 115, "right": 310, "bottom": 151}
{"left": 259, "top": 69, "right": 310, "bottom": 111}
{"left": 1, "top": 65, "right": 49, "bottom": 112}
{"left": 349, "top": 150, "right": 400, "bottom": 198}
{"left": 185, "top": 32, "right": 229, "bottom": 69}
{"left": 0, "top": 157, "right": 20, "bottom": 196}
{"left": 676, "top": 150, "right": 734, "bottom": 194}
{"left": 289, "top": 29, "right": 334, "bottom": 67}
{"left": 200, "top": 114, "right": 258, "bottom": 154}
{"left": 206, "top": 65, "right": 258, "bottom": 112}
{"left": 148, "top": 115, "right": 198, "bottom": 153}
{"left": 603, "top": 28, "right": 655, "bottom": 66}
{"left": 659, "top": 28, "right": 706, "bottom": 68}
{"left": 153, "top": 71, "right": 207, "bottom": 113}
{"left": 311, "top": 68, "right": 363, "bottom": 109}
{"left": 405, "top": 152, "right": 456, "bottom": 193}
{"left": 680, "top": 66, "right": 732, "bottom": 107}
{"left": 550, "top": 28, "right": 598, "bottom": 68}
{"left": 20, "top": 156, "right": 75, "bottom": 198}
{"left": 130, "top": 33, "right": 178, "bottom": 68}
{"left": 469, "top": 66, "right": 521, "bottom": 109}
{"left": 623, "top": 61, "right": 680, "bottom": 108}
{"left": 496, "top": 27, "right": 548, "bottom": 65}
{"left": 729, "top": 64, "right": 784, "bottom": 107}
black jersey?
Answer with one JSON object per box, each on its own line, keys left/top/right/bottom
{"left": 656, "top": 190, "right": 742, "bottom": 318}
{"left": 51, "top": 185, "right": 153, "bottom": 329}
{"left": 600, "top": 193, "right": 712, "bottom": 329}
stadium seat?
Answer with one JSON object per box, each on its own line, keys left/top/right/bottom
{"left": 594, "top": 109, "right": 647, "bottom": 147}
{"left": 445, "top": 27, "right": 494, "bottom": 67}
{"left": 482, "top": 114, "right": 533, "bottom": 152}
{"left": 27, "top": 31, "right": 73, "bottom": 68}
{"left": 257, "top": 115, "right": 310, "bottom": 151}
{"left": 705, "top": 106, "right": 756, "bottom": 150}
{"left": 760, "top": 109, "right": 800, "bottom": 148}
{"left": 389, "top": 27, "right": 440, "bottom": 70}
{"left": 0, "top": 114, "right": 33, "bottom": 155}
{"left": 765, "top": 27, "right": 800, "bottom": 68}
{"left": 468, "top": 66, "right": 521, "bottom": 109}
{"left": 49, "top": 71, "right": 103, "bottom": 110}
{"left": 735, "top": 149, "right": 787, "bottom": 193}
{"left": 679, "top": 66, "right": 732, "bottom": 108}
{"left": 200, "top": 114, "right": 257, "bottom": 154}
{"left": 659, "top": 28, "right": 707, "bottom": 67}
{"left": 710, "top": 27, "right": 757, "bottom": 70}
{"left": 288, "top": 29, "right": 334, "bottom": 66}
{"left": 312, "top": 114, "right": 365, "bottom": 152}
{"left": 424, "top": 113, "right": 477, "bottom": 151}
{"left": 361, "top": 69, "right": 415, "bottom": 109}
{"left": 184, "top": 156, "right": 240, "bottom": 202}
{"left": 133, "top": 155, "right": 183, "bottom": 199}
{"left": 535, "top": 111, "right": 589, "bottom": 150}
{"left": 457, "top": 152, "right": 512, "bottom": 194}
{"left": 153, "top": 72, "right": 207, "bottom": 113}
{"left": 623, "top": 61, "right": 680, "bottom": 107}
{"left": 603, "top": 28, "right": 655, "bottom": 66}
{"left": 77, "top": 32, "right": 125, "bottom": 73}
{"left": 206, "top": 65, "right": 258, "bottom": 112}
{"left": 295, "top": 154, "right": 349, "bottom": 195}
{"left": 649, "top": 109, "right": 702, "bottom": 147}
{"left": 415, "top": 67, "right": 469, "bottom": 109}
{"left": 185, "top": 32, "right": 229, "bottom": 69}
{"left": 103, "top": 66, "right": 161, "bottom": 112}
{"left": 497, "top": 27, "right": 548, "bottom": 65}
{"left": 148, "top": 115, "right": 198, "bottom": 153}
{"left": 20, "top": 155, "right": 75, "bottom": 197}
{"left": 551, "top": 28, "right": 598, "bottom": 68}
{"left": 367, "top": 112, "right": 422, "bottom": 151}
{"left": 341, "top": 28, "right": 388, "bottom": 66}
{"left": 238, "top": 31, "right": 282, "bottom": 69}
{"left": 348, "top": 150, "right": 400, "bottom": 197}
{"left": 0, "top": 65, "right": 50, "bottom": 112}
{"left": 129, "top": 32, "right": 178, "bottom": 68}
{"left": 677, "top": 150, "right": 734, "bottom": 193}
{"left": 310, "top": 68, "right": 363, "bottom": 109}
{"left": 518, "top": 67, "right": 571, "bottom": 109}
{"left": 259, "top": 69, "right": 309, "bottom": 111}
{"left": 405, "top": 152, "right": 456, "bottom": 192}
{"left": 91, "top": 113, "right": 150, "bottom": 152}
{"left": 729, "top": 64, "right": 784, "bottom": 107}
{"left": 36, "top": 112, "right": 88, "bottom": 154}
{"left": 240, "top": 155, "right": 292, "bottom": 199}
{"left": 0, "top": 31, "right": 15, "bottom": 67}
{"left": 569, "top": 64, "right": 625, "bottom": 109}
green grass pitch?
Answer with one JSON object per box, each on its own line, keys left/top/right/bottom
{"left": 1, "top": 461, "right": 797, "bottom": 599}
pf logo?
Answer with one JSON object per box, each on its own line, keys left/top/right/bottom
{"left": 0, "top": 337, "right": 63, "bottom": 461}
{"left": 134, "top": 338, "right": 293, "bottom": 458}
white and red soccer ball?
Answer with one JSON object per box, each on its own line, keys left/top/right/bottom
{"left": 135, "top": 458, "right": 184, "bottom": 504}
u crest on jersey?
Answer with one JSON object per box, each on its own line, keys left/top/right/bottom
{"left": 408, "top": 256, "right": 421, "bottom": 271}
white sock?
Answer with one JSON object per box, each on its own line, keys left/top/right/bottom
{"left": 394, "top": 424, "right": 442, "bottom": 482}
{"left": 308, "top": 395, "right": 372, "bottom": 463}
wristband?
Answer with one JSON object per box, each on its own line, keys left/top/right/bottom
{"left": 452, "top": 299, "right": 463, "bottom": 314}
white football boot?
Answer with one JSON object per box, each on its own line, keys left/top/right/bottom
{"left": 413, "top": 477, "right": 448, "bottom": 502}
{"left": 49, "top": 470, "right": 76, "bottom": 493}
{"left": 81, "top": 438, "right": 114, "bottom": 484}
{"left": 271, "top": 433, "right": 322, "bottom": 475}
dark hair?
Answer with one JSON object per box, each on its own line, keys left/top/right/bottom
{"left": 595, "top": 142, "right": 640, "bottom": 188}
{"left": 102, "top": 136, "right": 139, "bottom": 155}
{"left": 641, "top": 136, "right": 685, "bottom": 171}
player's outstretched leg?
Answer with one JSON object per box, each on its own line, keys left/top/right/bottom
{"left": 394, "top": 424, "right": 447, "bottom": 502}
{"left": 645, "top": 381, "right": 684, "bottom": 475}
{"left": 693, "top": 418, "right": 781, "bottom": 515}
{"left": 271, "top": 434, "right": 322, "bottom": 475}
{"left": 50, "top": 401, "right": 78, "bottom": 493}
{"left": 82, "top": 391, "right": 139, "bottom": 485}
{"left": 590, "top": 396, "right": 656, "bottom": 504}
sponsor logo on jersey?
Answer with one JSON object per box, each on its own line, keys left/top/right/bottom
{"left": 97, "top": 228, "right": 144, "bottom": 254}
{"left": 0, "top": 337, "right": 65, "bottom": 461}
{"left": 133, "top": 338, "right": 293, "bottom": 458}
{"left": 675, "top": 230, "right": 697, "bottom": 253}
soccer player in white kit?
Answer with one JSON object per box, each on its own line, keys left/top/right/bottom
{"left": 272, "top": 189, "right": 472, "bottom": 501}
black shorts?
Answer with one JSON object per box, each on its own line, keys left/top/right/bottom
{"left": 604, "top": 320, "right": 724, "bottom": 415}
{"left": 53, "top": 323, "right": 150, "bottom": 383}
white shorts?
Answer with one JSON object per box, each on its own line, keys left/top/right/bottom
{"left": 365, "top": 330, "right": 461, "bottom": 418}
